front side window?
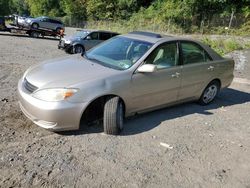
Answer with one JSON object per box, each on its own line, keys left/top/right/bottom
{"left": 89, "top": 32, "right": 98, "bottom": 40}
{"left": 85, "top": 36, "right": 152, "bottom": 70}
{"left": 145, "top": 42, "right": 178, "bottom": 69}
{"left": 181, "top": 42, "right": 211, "bottom": 65}
{"left": 41, "top": 18, "right": 48, "bottom": 22}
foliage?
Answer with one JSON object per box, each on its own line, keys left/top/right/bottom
{"left": 0, "top": 0, "right": 249, "bottom": 36}
{"left": 201, "top": 37, "right": 249, "bottom": 56}
{"left": 25, "top": 0, "right": 65, "bottom": 17}
{"left": 0, "top": 0, "right": 11, "bottom": 16}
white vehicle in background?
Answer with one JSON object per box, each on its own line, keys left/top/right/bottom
{"left": 12, "top": 14, "right": 31, "bottom": 28}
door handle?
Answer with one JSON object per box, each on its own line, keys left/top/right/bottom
{"left": 171, "top": 72, "right": 180, "bottom": 78}
{"left": 208, "top": 66, "right": 214, "bottom": 70}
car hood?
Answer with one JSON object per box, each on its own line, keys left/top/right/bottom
{"left": 25, "top": 55, "right": 118, "bottom": 89}
{"left": 63, "top": 35, "right": 81, "bottom": 42}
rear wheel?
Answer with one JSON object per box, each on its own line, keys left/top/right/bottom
{"left": 199, "top": 81, "right": 220, "bottom": 105}
{"left": 31, "top": 23, "right": 39, "bottom": 29}
{"left": 73, "top": 45, "right": 85, "bottom": 54}
{"left": 56, "top": 27, "right": 61, "bottom": 33}
{"left": 103, "top": 97, "right": 124, "bottom": 135}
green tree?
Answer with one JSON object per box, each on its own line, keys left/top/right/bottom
{"left": 61, "top": 0, "right": 87, "bottom": 20}
{"left": 10, "top": 0, "right": 29, "bottom": 15}
{"left": 26, "top": 0, "right": 64, "bottom": 17}
{"left": 0, "top": 0, "right": 11, "bottom": 16}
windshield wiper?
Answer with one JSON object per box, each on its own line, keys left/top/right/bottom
{"left": 83, "top": 54, "right": 123, "bottom": 70}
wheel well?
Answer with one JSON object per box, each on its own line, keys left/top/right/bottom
{"left": 210, "top": 78, "right": 221, "bottom": 88}
{"left": 73, "top": 44, "right": 85, "bottom": 51}
{"left": 32, "top": 22, "right": 39, "bottom": 26}
{"left": 80, "top": 95, "right": 125, "bottom": 126}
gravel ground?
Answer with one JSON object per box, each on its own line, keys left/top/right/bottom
{"left": 0, "top": 29, "right": 250, "bottom": 188}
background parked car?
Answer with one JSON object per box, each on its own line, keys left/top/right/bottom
{"left": 24, "top": 16, "right": 64, "bottom": 32}
{"left": 58, "top": 30, "right": 119, "bottom": 54}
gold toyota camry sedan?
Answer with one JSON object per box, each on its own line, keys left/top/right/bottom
{"left": 18, "top": 31, "right": 234, "bottom": 134}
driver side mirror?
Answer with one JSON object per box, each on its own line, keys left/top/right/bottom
{"left": 86, "top": 36, "right": 91, "bottom": 40}
{"left": 137, "top": 64, "right": 157, "bottom": 73}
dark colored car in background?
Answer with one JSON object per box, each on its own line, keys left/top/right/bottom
{"left": 58, "top": 30, "right": 119, "bottom": 54}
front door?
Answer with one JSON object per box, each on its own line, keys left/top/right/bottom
{"left": 84, "top": 32, "right": 100, "bottom": 50}
{"left": 129, "top": 42, "right": 182, "bottom": 112}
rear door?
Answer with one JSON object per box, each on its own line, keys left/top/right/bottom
{"left": 48, "top": 19, "right": 58, "bottom": 30}
{"left": 178, "top": 41, "right": 214, "bottom": 100}
{"left": 129, "top": 42, "right": 182, "bottom": 112}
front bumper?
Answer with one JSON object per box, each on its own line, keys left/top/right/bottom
{"left": 58, "top": 40, "right": 72, "bottom": 52}
{"left": 18, "top": 79, "right": 88, "bottom": 131}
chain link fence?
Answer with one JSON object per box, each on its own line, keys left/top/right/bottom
{"left": 61, "top": 14, "right": 248, "bottom": 34}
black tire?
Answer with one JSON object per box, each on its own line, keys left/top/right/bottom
{"left": 31, "top": 23, "right": 39, "bottom": 29}
{"left": 199, "top": 81, "right": 220, "bottom": 105}
{"left": 103, "top": 96, "right": 124, "bottom": 135}
{"left": 73, "top": 45, "right": 85, "bottom": 54}
{"left": 30, "top": 31, "right": 40, "bottom": 38}
{"left": 65, "top": 46, "right": 73, "bottom": 54}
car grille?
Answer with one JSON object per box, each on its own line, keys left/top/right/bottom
{"left": 23, "top": 78, "right": 38, "bottom": 93}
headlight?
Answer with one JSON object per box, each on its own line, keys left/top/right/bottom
{"left": 64, "top": 40, "right": 71, "bottom": 44}
{"left": 32, "top": 88, "right": 78, "bottom": 102}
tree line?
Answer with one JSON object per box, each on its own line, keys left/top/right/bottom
{"left": 0, "top": 0, "right": 249, "bottom": 29}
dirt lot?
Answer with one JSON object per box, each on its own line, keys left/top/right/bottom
{"left": 0, "top": 30, "right": 250, "bottom": 188}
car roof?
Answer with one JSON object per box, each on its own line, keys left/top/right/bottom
{"left": 122, "top": 32, "right": 173, "bottom": 44}
{"left": 76, "top": 29, "right": 119, "bottom": 34}
{"left": 122, "top": 31, "right": 205, "bottom": 45}
{"left": 121, "top": 31, "right": 223, "bottom": 60}
{"left": 35, "top": 16, "right": 62, "bottom": 21}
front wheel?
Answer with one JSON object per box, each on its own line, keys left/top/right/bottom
{"left": 103, "top": 97, "right": 124, "bottom": 135}
{"left": 199, "top": 81, "right": 220, "bottom": 105}
{"left": 31, "top": 23, "right": 39, "bottom": 29}
{"left": 73, "top": 45, "right": 84, "bottom": 54}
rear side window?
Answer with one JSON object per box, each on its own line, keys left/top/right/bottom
{"left": 99, "top": 32, "right": 111, "bottom": 40}
{"left": 181, "top": 42, "right": 211, "bottom": 65}
{"left": 49, "top": 19, "right": 62, "bottom": 24}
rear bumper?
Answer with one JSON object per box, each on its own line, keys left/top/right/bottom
{"left": 221, "top": 74, "right": 234, "bottom": 89}
{"left": 18, "top": 79, "right": 88, "bottom": 131}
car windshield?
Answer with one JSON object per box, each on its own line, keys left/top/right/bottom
{"left": 73, "top": 31, "right": 89, "bottom": 38}
{"left": 85, "top": 36, "right": 153, "bottom": 70}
